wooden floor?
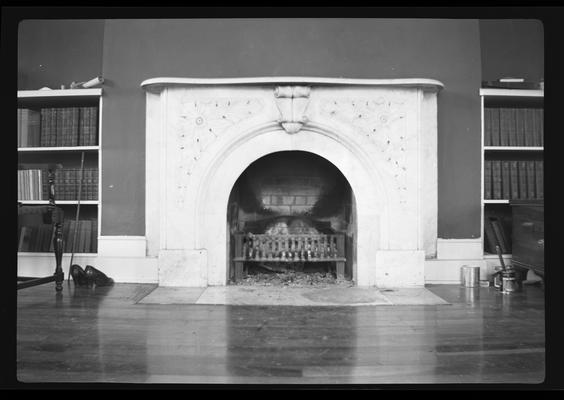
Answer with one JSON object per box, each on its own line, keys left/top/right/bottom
{"left": 16, "top": 282, "right": 545, "bottom": 385}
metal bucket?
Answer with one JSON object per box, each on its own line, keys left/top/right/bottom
{"left": 502, "top": 276, "right": 520, "bottom": 293}
{"left": 460, "top": 265, "right": 480, "bottom": 288}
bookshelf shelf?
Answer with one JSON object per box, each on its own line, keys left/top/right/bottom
{"left": 481, "top": 88, "right": 543, "bottom": 257}
{"left": 484, "top": 199, "right": 510, "bottom": 204}
{"left": 18, "top": 200, "right": 99, "bottom": 205}
{"left": 484, "top": 146, "right": 543, "bottom": 151}
{"left": 17, "top": 146, "right": 99, "bottom": 152}
{"left": 479, "top": 88, "right": 544, "bottom": 98}
{"left": 18, "top": 88, "right": 102, "bottom": 99}
{"left": 18, "top": 89, "right": 102, "bottom": 255}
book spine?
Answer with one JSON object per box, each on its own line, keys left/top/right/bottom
{"left": 50, "top": 108, "right": 57, "bottom": 147}
{"left": 509, "top": 160, "right": 519, "bottom": 200}
{"left": 56, "top": 108, "right": 64, "bottom": 146}
{"left": 508, "top": 108, "right": 517, "bottom": 146}
{"left": 526, "top": 161, "right": 536, "bottom": 199}
{"left": 539, "top": 108, "right": 544, "bottom": 147}
{"left": 90, "top": 107, "right": 98, "bottom": 146}
{"left": 484, "top": 160, "right": 492, "bottom": 199}
{"left": 524, "top": 108, "right": 534, "bottom": 147}
{"left": 91, "top": 219, "right": 98, "bottom": 253}
{"left": 21, "top": 109, "right": 29, "bottom": 147}
{"left": 40, "top": 109, "right": 49, "bottom": 147}
{"left": 71, "top": 107, "right": 80, "bottom": 146}
{"left": 63, "top": 220, "right": 71, "bottom": 253}
{"left": 501, "top": 160, "right": 510, "bottom": 200}
{"left": 518, "top": 161, "right": 528, "bottom": 200}
{"left": 492, "top": 160, "right": 502, "bottom": 199}
{"left": 61, "top": 108, "right": 68, "bottom": 147}
{"left": 93, "top": 167, "right": 98, "bottom": 200}
{"left": 534, "top": 108, "right": 542, "bottom": 147}
{"left": 84, "top": 220, "right": 92, "bottom": 253}
{"left": 535, "top": 160, "right": 543, "bottom": 199}
{"left": 64, "top": 169, "right": 71, "bottom": 200}
{"left": 79, "top": 107, "right": 88, "bottom": 146}
{"left": 490, "top": 108, "right": 500, "bottom": 146}
{"left": 483, "top": 108, "right": 492, "bottom": 147}
{"left": 499, "top": 108, "right": 509, "bottom": 146}
{"left": 29, "top": 109, "right": 41, "bottom": 147}
{"left": 515, "top": 108, "right": 525, "bottom": 147}
{"left": 84, "top": 168, "right": 90, "bottom": 200}
{"left": 17, "top": 109, "right": 21, "bottom": 148}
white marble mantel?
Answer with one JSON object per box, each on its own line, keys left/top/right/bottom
{"left": 142, "top": 77, "right": 443, "bottom": 287}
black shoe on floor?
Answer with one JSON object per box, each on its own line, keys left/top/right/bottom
{"left": 85, "top": 265, "right": 114, "bottom": 287}
{"left": 69, "top": 264, "right": 90, "bottom": 286}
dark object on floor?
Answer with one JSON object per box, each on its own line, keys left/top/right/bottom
{"left": 69, "top": 264, "right": 90, "bottom": 286}
{"left": 510, "top": 200, "right": 544, "bottom": 290}
{"left": 85, "top": 265, "right": 114, "bottom": 287}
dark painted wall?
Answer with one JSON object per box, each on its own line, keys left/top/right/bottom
{"left": 16, "top": 19, "right": 541, "bottom": 240}
{"left": 18, "top": 19, "right": 105, "bottom": 90}
{"left": 99, "top": 18, "right": 482, "bottom": 238}
{"left": 480, "top": 19, "right": 544, "bottom": 83}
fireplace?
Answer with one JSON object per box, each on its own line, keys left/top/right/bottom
{"left": 142, "top": 77, "right": 442, "bottom": 287}
{"left": 227, "top": 151, "right": 355, "bottom": 283}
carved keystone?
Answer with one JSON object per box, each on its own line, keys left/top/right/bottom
{"left": 274, "top": 86, "right": 311, "bottom": 134}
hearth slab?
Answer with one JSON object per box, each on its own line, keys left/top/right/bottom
{"left": 137, "top": 286, "right": 450, "bottom": 306}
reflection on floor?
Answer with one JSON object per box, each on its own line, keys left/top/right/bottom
{"left": 17, "top": 282, "right": 545, "bottom": 385}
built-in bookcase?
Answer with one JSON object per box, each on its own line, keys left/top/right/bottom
{"left": 480, "top": 88, "right": 543, "bottom": 257}
{"left": 17, "top": 89, "right": 102, "bottom": 255}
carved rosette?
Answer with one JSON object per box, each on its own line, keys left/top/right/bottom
{"left": 174, "top": 97, "right": 263, "bottom": 204}
{"left": 274, "top": 86, "right": 311, "bottom": 134}
{"left": 320, "top": 97, "right": 410, "bottom": 204}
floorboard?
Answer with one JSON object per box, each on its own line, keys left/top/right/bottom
{"left": 16, "top": 282, "right": 545, "bottom": 385}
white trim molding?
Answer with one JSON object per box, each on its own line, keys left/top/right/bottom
{"left": 97, "top": 236, "right": 147, "bottom": 257}
{"left": 436, "top": 238, "right": 483, "bottom": 260}
{"left": 17, "top": 254, "right": 158, "bottom": 284}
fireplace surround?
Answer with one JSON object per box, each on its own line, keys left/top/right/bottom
{"left": 141, "top": 77, "right": 443, "bottom": 287}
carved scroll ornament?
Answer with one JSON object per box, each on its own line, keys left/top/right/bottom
{"left": 274, "top": 86, "right": 311, "bottom": 134}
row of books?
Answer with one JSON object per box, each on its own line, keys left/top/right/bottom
{"left": 17, "top": 169, "right": 45, "bottom": 200}
{"left": 484, "top": 160, "right": 543, "bottom": 200}
{"left": 52, "top": 168, "right": 99, "bottom": 200}
{"left": 484, "top": 107, "right": 543, "bottom": 147}
{"left": 18, "top": 219, "right": 98, "bottom": 253}
{"left": 17, "top": 109, "right": 41, "bottom": 147}
{"left": 17, "top": 106, "right": 98, "bottom": 148}
{"left": 17, "top": 167, "right": 99, "bottom": 201}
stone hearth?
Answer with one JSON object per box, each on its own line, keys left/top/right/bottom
{"left": 142, "top": 77, "right": 443, "bottom": 287}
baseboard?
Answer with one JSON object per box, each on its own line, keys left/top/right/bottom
{"left": 97, "top": 236, "right": 147, "bottom": 257}
{"left": 17, "top": 254, "right": 158, "bottom": 284}
{"left": 436, "top": 238, "right": 483, "bottom": 260}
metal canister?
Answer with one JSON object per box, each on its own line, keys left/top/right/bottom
{"left": 502, "top": 276, "right": 520, "bottom": 293}
{"left": 460, "top": 265, "right": 480, "bottom": 288}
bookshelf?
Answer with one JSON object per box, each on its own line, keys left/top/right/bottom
{"left": 17, "top": 88, "right": 102, "bottom": 256}
{"left": 480, "top": 88, "right": 543, "bottom": 256}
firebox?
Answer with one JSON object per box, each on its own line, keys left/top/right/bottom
{"left": 227, "top": 151, "right": 355, "bottom": 283}
{"left": 142, "top": 77, "right": 442, "bottom": 287}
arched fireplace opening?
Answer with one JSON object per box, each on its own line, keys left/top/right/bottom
{"left": 227, "top": 151, "right": 356, "bottom": 285}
